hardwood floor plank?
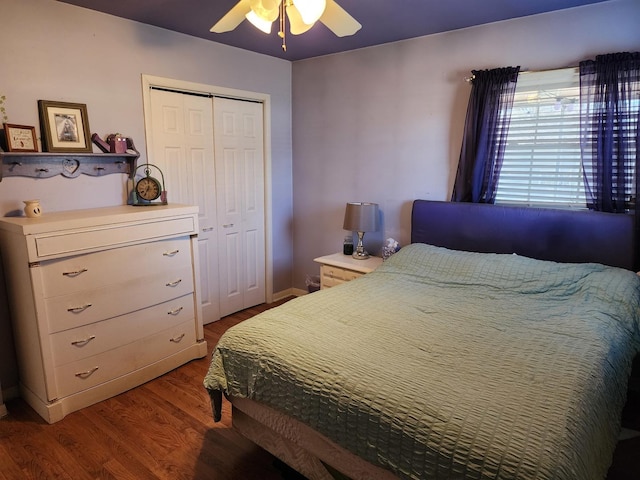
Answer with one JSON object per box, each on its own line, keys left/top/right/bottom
{"left": 0, "top": 444, "right": 29, "bottom": 480}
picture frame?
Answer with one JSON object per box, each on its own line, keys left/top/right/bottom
{"left": 38, "top": 100, "right": 92, "bottom": 153}
{"left": 3, "top": 123, "right": 38, "bottom": 152}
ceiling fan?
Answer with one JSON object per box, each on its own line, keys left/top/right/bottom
{"left": 211, "top": 0, "right": 361, "bottom": 50}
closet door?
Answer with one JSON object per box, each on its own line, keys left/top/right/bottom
{"left": 148, "top": 89, "right": 220, "bottom": 324}
{"left": 214, "top": 97, "right": 266, "bottom": 317}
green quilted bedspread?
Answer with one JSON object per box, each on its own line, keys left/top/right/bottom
{"left": 204, "top": 243, "right": 640, "bottom": 480}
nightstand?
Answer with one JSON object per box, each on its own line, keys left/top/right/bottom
{"left": 313, "top": 253, "right": 383, "bottom": 289}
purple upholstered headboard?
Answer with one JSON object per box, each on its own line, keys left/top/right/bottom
{"left": 411, "top": 200, "right": 637, "bottom": 270}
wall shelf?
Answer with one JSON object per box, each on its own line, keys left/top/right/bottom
{"left": 0, "top": 151, "right": 139, "bottom": 181}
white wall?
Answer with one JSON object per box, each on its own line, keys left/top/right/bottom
{"left": 0, "top": 0, "right": 293, "bottom": 391}
{"left": 291, "top": 0, "right": 640, "bottom": 288}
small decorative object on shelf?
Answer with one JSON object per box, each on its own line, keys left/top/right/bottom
{"left": 382, "top": 238, "right": 400, "bottom": 261}
{"left": 131, "top": 163, "right": 167, "bottom": 206}
{"left": 107, "top": 133, "right": 129, "bottom": 154}
{"left": 38, "top": 100, "right": 92, "bottom": 153}
{"left": 92, "top": 133, "right": 136, "bottom": 154}
{"left": 3, "top": 124, "right": 38, "bottom": 152}
{"left": 23, "top": 199, "right": 42, "bottom": 218}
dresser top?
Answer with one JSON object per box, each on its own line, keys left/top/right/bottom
{"left": 0, "top": 204, "right": 199, "bottom": 235}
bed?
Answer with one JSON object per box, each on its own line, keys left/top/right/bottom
{"left": 204, "top": 200, "right": 640, "bottom": 480}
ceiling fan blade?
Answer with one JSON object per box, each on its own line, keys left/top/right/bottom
{"left": 210, "top": 0, "right": 252, "bottom": 33}
{"left": 319, "top": 0, "right": 361, "bottom": 37}
{"left": 286, "top": 4, "right": 314, "bottom": 35}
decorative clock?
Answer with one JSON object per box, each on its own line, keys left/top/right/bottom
{"left": 131, "top": 163, "right": 167, "bottom": 206}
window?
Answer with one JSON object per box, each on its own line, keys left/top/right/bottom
{"left": 495, "top": 68, "right": 586, "bottom": 208}
{"left": 495, "top": 67, "right": 639, "bottom": 209}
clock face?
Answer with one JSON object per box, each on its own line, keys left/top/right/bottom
{"left": 135, "top": 176, "right": 162, "bottom": 201}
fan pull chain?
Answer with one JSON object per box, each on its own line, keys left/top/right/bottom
{"left": 279, "top": 0, "right": 287, "bottom": 51}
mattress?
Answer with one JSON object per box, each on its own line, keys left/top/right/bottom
{"left": 204, "top": 243, "right": 640, "bottom": 479}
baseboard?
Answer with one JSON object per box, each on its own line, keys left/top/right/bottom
{"left": 291, "top": 287, "right": 307, "bottom": 297}
{"left": 272, "top": 288, "right": 306, "bottom": 301}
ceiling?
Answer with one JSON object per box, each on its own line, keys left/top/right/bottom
{"left": 58, "top": 0, "right": 608, "bottom": 62}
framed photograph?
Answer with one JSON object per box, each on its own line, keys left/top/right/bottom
{"left": 38, "top": 100, "right": 91, "bottom": 153}
{"left": 3, "top": 123, "right": 38, "bottom": 152}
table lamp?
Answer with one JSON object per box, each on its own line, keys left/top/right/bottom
{"left": 343, "top": 202, "right": 379, "bottom": 259}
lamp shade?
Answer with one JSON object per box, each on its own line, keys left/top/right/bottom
{"left": 343, "top": 202, "right": 379, "bottom": 232}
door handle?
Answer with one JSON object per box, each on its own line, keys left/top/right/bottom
{"left": 222, "top": 223, "right": 234, "bottom": 228}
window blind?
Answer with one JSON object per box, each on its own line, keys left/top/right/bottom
{"left": 495, "top": 68, "right": 587, "bottom": 208}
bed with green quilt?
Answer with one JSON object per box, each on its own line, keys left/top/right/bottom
{"left": 204, "top": 200, "right": 640, "bottom": 480}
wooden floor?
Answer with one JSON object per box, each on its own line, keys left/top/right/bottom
{"left": 0, "top": 299, "right": 298, "bottom": 480}
{"left": 0, "top": 297, "right": 638, "bottom": 480}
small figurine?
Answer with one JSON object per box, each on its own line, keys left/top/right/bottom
{"left": 382, "top": 238, "right": 400, "bottom": 260}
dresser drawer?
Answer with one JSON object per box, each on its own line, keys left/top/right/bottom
{"left": 44, "top": 264, "right": 194, "bottom": 333}
{"left": 32, "top": 216, "right": 196, "bottom": 260}
{"left": 37, "top": 237, "right": 192, "bottom": 298}
{"left": 50, "top": 294, "right": 195, "bottom": 367}
{"left": 53, "top": 319, "right": 197, "bottom": 399}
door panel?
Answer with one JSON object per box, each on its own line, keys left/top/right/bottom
{"left": 149, "top": 89, "right": 219, "bottom": 324}
{"left": 214, "top": 98, "right": 266, "bottom": 317}
{"left": 148, "top": 90, "right": 266, "bottom": 321}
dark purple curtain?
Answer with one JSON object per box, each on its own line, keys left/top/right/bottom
{"left": 580, "top": 52, "right": 640, "bottom": 213}
{"left": 451, "top": 66, "right": 520, "bottom": 203}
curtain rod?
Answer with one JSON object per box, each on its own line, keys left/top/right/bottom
{"left": 464, "top": 65, "right": 577, "bottom": 83}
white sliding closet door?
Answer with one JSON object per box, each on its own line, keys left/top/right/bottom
{"left": 148, "top": 89, "right": 220, "bottom": 324}
{"left": 214, "top": 97, "right": 266, "bottom": 317}
{"left": 148, "top": 89, "right": 266, "bottom": 322}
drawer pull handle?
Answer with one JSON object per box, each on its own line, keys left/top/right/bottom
{"left": 202, "top": 226, "right": 214, "bottom": 232}
{"left": 163, "top": 249, "right": 180, "bottom": 256}
{"left": 67, "top": 303, "right": 92, "bottom": 313}
{"left": 62, "top": 268, "right": 88, "bottom": 277}
{"left": 71, "top": 335, "right": 96, "bottom": 347}
{"left": 170, "top": 333, "right": 186, "bottom": 343}
{"left": 37, "top": 168, "right": 49, "bottom": 173}
{"left": 223, "top": 223, "right": 234, "bottom": 228}
{"left": 166, "top": 279, "right": 182, "bottom": 287}
{"left": 168, "top": 307, "right": 184, "bottom": 315}
{"left": 75, "top": 366, "right": 99, "bottom": 378}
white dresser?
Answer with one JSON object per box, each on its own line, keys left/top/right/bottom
{"left": 0, "top": 204, "right": 207, "bottom": 423}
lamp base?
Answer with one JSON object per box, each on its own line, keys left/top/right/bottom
{"left": 352, "top": 231, "right": 369, "bottom": 259}
{"left": 352, "top": 250, "right": 370, "bottom": 260}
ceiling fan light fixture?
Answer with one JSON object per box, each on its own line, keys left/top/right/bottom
{"left": 293, "top": 0, "right": 326, "bottom": 25}
{"left": 246, "top": 10, "right": 273, "bottom": 33}
{"left": 249, "top": 0, "right": 281, "bottom": 21}
{"left": 210, "top": 0, "right": 360, "bottom": 49}
{"left": 286, "top": 4, "right": 314, "bottom": 34}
